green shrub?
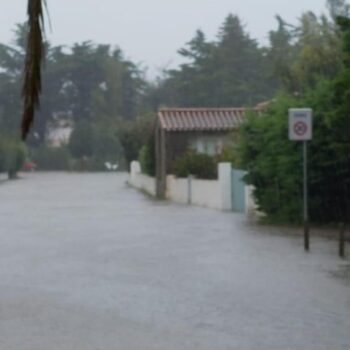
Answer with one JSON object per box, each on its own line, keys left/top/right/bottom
{"left": 138, "top": 136, "right": 155, "bottom": 176}
{"left": 70, "top": 157, "right": 118, "bottom": 172}
{"left": 68, "top": 120, "right": 124, "bottom": 171}
{"left": 174, "top": 151, "right": 217, "bottom": 179}
{"left": 0, "top": 135, "right": 27, "bottom": 177}
{"left": 68, "top": 121, "right": 95, "bottom": 159}
{"left": 215, "top": 144, "right": 240, "bottom": 167}
{"left": 118, "top": 114, "right": 155, "bottom": 168}
{"left": 32, "top": 146, "right": 72, "bottom": 171}
{"left": 238, "top": 82, "right": 350, "bottom": 224}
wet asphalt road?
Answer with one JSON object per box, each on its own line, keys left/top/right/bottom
{"left": 0, "top": 172, "right": 349, "bottom": 350}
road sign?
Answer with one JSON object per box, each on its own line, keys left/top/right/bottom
{"left": 288, "top": 108, "right": 313, "bottom": 251}
{"left": 289, "top": 108, "right": 312, "bottom": 141}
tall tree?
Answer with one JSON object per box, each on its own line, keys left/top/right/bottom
{"left": 151, "top": 15, "right": 274, "bottom": 109}
{"left": 327, "top": 0, "right": 350, "bottom": 18}
{"left": 212, "top": 14, "right": 273, "bottom": 105}
{"left": 268, "top": 9, "right": 343, "bottom": 94}
{"left": 267, "top": 16, "right": 296, "bottom": 92}
{"left": 292, "top": 11, "right": 342, "bottom": 90}
{"left": 0, "top": 24, "right": 28, "bottom": 133}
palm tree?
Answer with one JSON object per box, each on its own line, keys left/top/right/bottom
{"left": 21, "top": 0, "right": 46, "bottom": 140}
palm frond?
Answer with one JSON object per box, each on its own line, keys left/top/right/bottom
{"left": 21, "top": 0, "right": 46, "bottom": 140}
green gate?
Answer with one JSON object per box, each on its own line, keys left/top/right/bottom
{"left": 231, "top": 168, "right": 246, "bottom": 213}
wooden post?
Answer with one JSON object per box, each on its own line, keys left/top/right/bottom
{"left": 159, "top": 128, "right": 167, "bottom": 199}
{"left": 155, "top": 123, "right": 167, "bottom": 199}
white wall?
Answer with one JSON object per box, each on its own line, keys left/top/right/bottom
{"left": 165, "top": 175, "right": 221, "bottom": 209}
{"left": 166, "top": 175, "right": 188, "bottom": 204}
{"left": 167, "top": 175, "right": 221, "bottom": 209}
{"left": 218, "top": 163, "right": 232, "bottom": 211}
{"left": 191, "top": 179, "right": 221, "bottom": 209}
{"left": 129, "top": 161, "right": 156, "bottom": 196}
{"left": 129, "top": 161, "right": 257, "bottom": 214}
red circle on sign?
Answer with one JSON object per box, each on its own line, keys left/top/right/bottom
{"left": 294, "top": 121, "right": 308, "bottom": 136}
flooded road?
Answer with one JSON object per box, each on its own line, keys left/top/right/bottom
{"left": 0, "top": 173, "right": 349, "bottom": 350}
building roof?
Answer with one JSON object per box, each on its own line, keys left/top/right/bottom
{"left": 157, "top": 107, "right": 259, "bottom": 132}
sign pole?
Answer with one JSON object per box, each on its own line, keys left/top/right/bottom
{"left": 303, "top": 141, "right": 309, "bottom": 251}
{"left": 289, "top": 108, "right": 312, "bottom": 252}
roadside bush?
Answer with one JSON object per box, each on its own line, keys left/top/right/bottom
{"left": 118, "top": 113, "right": 155, "bottom": 169}
{"left": 92, "top": 122, "right": 124, "bottom": 169}
{"left": 0, "top": 135, "right": 27, "bottom": 178}
{"left": 70, "top": 156, "right": 119, "bottom": 172}
{"left": 68, "top": 120, "right": 124, "bottom": 171}
{"left": 68, "top": 121, "right": 95, "bottom": 159}
{"left": 238, "top": 81, "right": 350, "bottom": 224}
{"left": 32, "top": 146, "right": 72, "bottom": 171}
{"left": 238, "top": 93, "right": 306, "bottom": 223}
{"left": 215, "top": 144, "right": 241, "bottom": 167}
{"left": 138, "top": 136, "right": 155, "bottom": 176}
{"left": 174, "top": 151, "right": 217, "bottom": 179}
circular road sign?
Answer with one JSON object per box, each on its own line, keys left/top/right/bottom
{"left": 294, "top": 121, "right": 308, "bottom": 136}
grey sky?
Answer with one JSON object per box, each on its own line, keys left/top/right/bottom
{"left": 0, "top": 0, "right": 328, "bottom": 76}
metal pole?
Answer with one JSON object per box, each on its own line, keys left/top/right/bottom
{"left": 303, "top": 141, "right": 310, "bottom": 251}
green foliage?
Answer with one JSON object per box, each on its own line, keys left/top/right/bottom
{"left": 93, "top": 121, "right": 123, "bottom": 160}
{"left": 216, "top": 143, "right": 241, "bottom": 167}
{"left": 148, "top": 7, "right": 344, "bottom": 111}
{"left": 0, "top": 134, "right": 27, "bottom": 176}
{"left": 68, "top": 121, "right": 95, "bottom": 159}
{"left": 327, "top": 0, "right": 350, "bottom": 18}
{"left": 67, "top": 120, "right": 124, "bottom": 171}
{"left": 0, "top": 27, "right": 147, "bottom": 148}
{"left": 138, "top": 136, "right": 155, "bottom": 176}
{"left": 174, "top": 151, "right": 217, "bottom": 179}
{"left": 232, "top": 7, "right": 350, "bottom": 224}
{"left": 32, "top": 145, "right": 72, "bottom": 171}
{"left": 71, "top": 157, "right": 109, "bottom": 172}
{"left": 118, "top": 114, "right": 155, "bottom": 168}
{"left": 268, "top": 9, "right": 342, "bottom": 94}
{"left": 153, "top": 15, "right": 275, "bottom": 108}
{"left": 238, "top": 94, "right": 303, "bottom": 223}
{"left": 238, "top": 73, "right": 350, "bottom": 224}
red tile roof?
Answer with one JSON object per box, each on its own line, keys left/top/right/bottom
{"left": 158, "top": 108, "right": 259, "bottom": 132}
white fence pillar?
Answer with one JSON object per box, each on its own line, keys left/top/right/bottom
{"left": 187, "top": 175, "right": 193, "bottom": 204}
{"left": 130, "top": 161, "right": 141, "bottom": 183}
{"left": 218, "top": 162, "right": 232, "bottom": 211}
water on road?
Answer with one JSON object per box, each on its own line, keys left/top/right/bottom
{"left": 0, "top": 173, "right": 349, "bottom": 350}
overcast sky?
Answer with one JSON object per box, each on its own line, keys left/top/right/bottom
{"left": 0, "top": 0, "right": 328, "bottom": 75}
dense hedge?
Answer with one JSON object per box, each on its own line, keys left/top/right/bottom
{"left": 32, "top": 146, "right": 72, "bottom": 171}
{"left": 138, "top": 136, "right": 155, "bottom": 176}
{"left": 238, "top": 82, "right": 350, "bottom": 224}
{"left": 174, "top": 151, "right": 217, "bottom": 179}
{"left": 0, "top": 135, "right": 26, "bottom": 178}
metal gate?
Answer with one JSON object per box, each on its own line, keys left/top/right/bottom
{"left": 231, "top": 168, "right": 246, "bottom": 213}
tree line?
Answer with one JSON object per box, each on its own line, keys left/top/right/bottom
{"left": 0, "top": 23, "right": 152, "bottom": 173}
{"left": 1, "top": 0, "right": 349, "bottom": 228}
{"left": 238, "top": 0, "right": 350, "bottom": 224}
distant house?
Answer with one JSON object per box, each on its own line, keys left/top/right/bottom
{"left": 46, "top": 119, "right": 73, "bottom": 148}
{"left": 155, "top": 107, "right": 262, "bottom": 198}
